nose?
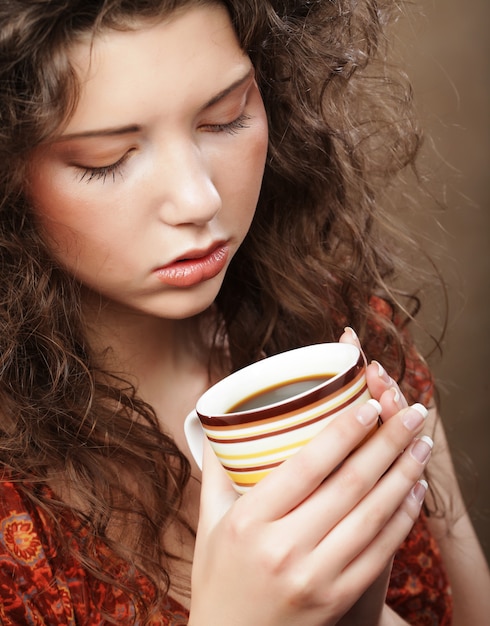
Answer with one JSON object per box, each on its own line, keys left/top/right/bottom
{"left": 152, "top": 139, "right": 221, "bottom": 227}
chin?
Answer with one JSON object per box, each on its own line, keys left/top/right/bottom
{"left": 152, "top": 280, "right": 224, "bottom": 320}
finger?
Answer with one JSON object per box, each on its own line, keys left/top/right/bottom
{"left": 339, "top": 332, "right": 407, "bottom": 421}
{"left": 366, "top": 360, "right": 395, "bottom": 399}
{"left": 339, "top": 326, "right": 361, "bottom": 349}
{"left": 318, "top": 434, "right": 432, "bottom": 568}
{"left": 198, "top": 438, "right": 239, "bottom": 533}
{"left": 279, "top": 404, "right": 428, "bottom": 547}
{"left": 366, "top": 361, "right": 408, "bottom": 420}
{"left": 245, "top": 398, "right": 383, "bottom": 521}
{"left": 341, "top": 404, "right": 428, "bottom": 487}
{"left": 379, "top": 386, "right": 408, "bottom": 421}
{"left": 336, "top": 478, "right": 428, "bottom": 593}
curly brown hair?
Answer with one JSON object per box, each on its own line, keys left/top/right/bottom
{"left": 0, "top": 0, "right": 436, "bottom": 621}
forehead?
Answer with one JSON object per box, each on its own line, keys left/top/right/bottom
{"left": 63, "top": 3, "right": 249, "bottom": 132}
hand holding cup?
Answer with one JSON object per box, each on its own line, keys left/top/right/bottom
{"left": 185, "top": 342, "right": 377, "bottom": 493}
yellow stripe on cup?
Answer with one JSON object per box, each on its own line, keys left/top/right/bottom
{"left": 225, "top": 466, "right": 282, "bottom": 488}
{"left": 216, "top": 436, "right": 312, "bottom": 462}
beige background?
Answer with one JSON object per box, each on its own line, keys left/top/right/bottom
{"left": 396, "top": 0, "right": 489, "bottom": 560}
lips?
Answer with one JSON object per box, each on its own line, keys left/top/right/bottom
{"left": 155, "top": 242, "right": 230, "bottom": 287}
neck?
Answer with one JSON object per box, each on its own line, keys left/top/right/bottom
{"left": 81, "top": 293, "right": 210, "bottom": 401}
{"left": 77, "top": 295, "right": 215, "bottom": 605}
{"left": 78, "top": 292, "right": 226, "bottom": 462}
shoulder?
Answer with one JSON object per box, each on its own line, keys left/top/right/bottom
{"left": 0, "top": 479, "right": 59, "bottom": 622}
{"left": 0, "top": 477, "right": 176, "bottom": 624}
{"left": 0, "top": 477, "right": 98, "bottom": 623}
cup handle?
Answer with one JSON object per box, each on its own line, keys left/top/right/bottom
{"left": 184, "top": 410, "right": 205, "bottom": 470}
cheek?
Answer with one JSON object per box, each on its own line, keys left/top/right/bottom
{"left": 251, "top": 111, "right": 269, "bottom": 169}
{"left": 27, "top": 174, "right": 74, "bottom": 252}
{"left": 226, "top": 133, "right": 267, "bottom": 237}
{"left": 242, "top": 126, "right": 268, "bottom": 210}
{"left": 230, "top": 122, "right": 268, "bottom": 198}
{"left": 251, "top": 127, "right": 269, "bottom": 179}
{"left": 28, "top": 172, "right": 107, "bottom": 264}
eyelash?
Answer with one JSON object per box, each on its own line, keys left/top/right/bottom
{"left": 78, "top": 153, "right": 129, "bottom": 184}
{"left": 203, "top": 113, "right": 251, "bottom": 135}
{"left": 77, "top": 113, "right": 252, "bottom": 184}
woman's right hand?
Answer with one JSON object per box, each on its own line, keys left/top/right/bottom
{"left": 188, "top": 372, "right": 431, "bottom": 626}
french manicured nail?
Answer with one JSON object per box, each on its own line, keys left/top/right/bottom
{"left": 372, "top": 360, "right": 391, "bottom": 385}
{"left": 402, "top": 403, "right": 428, "bottom": 431}
{"left": 344, "top": 326, "right": 358, "bottom": 342}
{"left": 356, "top": 399, "right": 382, "bottom": 426}
{"left": 411, "top": 479, "right": 428, "bottom": 504}
{"left": 391, "top": 386, "right": 405, "bottom": 410}
{"left": 410, "top": 435, "right": 433, "bottom": 463}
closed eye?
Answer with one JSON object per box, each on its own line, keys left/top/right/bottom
{"left": 202, "top": 113, "right": 251, "bottom": 135}
{"left": 74, "top": 112, "right": 251, "bottom": 184}
{"left": 76, "top": 150, "right": 134, "bottom": 183}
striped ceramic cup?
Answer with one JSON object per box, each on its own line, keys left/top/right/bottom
{"left": 184, "top": 342, "right": 371, "bottom": 494}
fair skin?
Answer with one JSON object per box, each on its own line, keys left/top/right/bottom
{"left": 26, "top": 4, "right": 490, "bottom": 625}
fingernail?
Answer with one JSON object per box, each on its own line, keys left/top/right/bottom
{"left": 344, "top": 326, "right": 358, "bottom": 342}
{"left": 372, "top": 360, "right": 391, "bottom": 385}
{"left": 402, "top": 403, "right": 428, "bottom": 431}
{"left": 410, "top": 435, "right": 433, "bottom": 463}
{"left": 391, "top": 386, "right": 405, "bottom": 410}
{"left": 356, "top": 399, "right": 382, "bottom": 426}
{"left": 411, "top": 479, "right": 428, "bottom": 504}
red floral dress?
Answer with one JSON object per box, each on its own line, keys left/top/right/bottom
{"left": 0, "top": 483, "right": 453, "bottom": 625}
{"left": 0, "top": 302, "right": 453, "bottom": 624}
{"left": 0, "top": 480, "right": 189, "bottom": 625}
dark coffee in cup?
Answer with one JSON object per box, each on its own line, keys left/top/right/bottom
{"left": 227, "top": 374, "right": 334, "bottom": 413}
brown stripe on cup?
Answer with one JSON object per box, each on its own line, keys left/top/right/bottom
{"left": 198, "top": 351, "right": 365, "bottom": 426}
{"left": 204, "top": 376, "right": 368, "bottom": 444}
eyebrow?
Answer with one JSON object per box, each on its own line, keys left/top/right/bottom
{"left": 202, "top": 66, "right": 254, "bottom": 109}
{"left": 56, "top": 67, "right": 255, "bottom": 142}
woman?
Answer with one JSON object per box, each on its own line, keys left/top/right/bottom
{"left": 0, "top": 1, "right": 488, "bottom": 624}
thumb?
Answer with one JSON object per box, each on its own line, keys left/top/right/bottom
{"left": 198, "top": 438, "right": 239, "bottom": 534}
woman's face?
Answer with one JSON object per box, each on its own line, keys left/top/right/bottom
{"left": 28, "top": 4, "right": 268, "bottom": 320}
